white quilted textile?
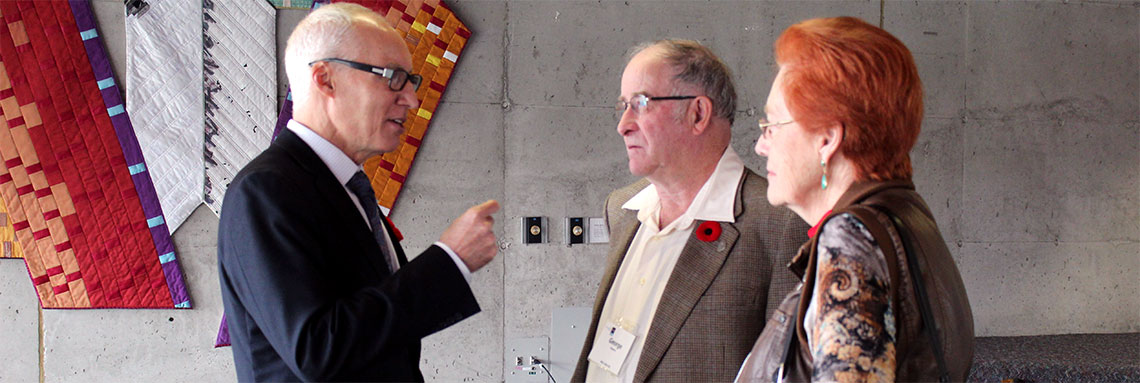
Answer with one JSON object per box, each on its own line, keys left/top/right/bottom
{"left": 127, "top": 0, "right": 277, "bottom": 232}
{"left": 203, "top": 0, "right": 276, "bottom": 215}
{"left": 126, "top": 0, "right": 204, "bottom": 233}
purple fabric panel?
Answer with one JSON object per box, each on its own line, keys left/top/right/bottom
{"left": 69, "top": 0, "right": 190, "bottom": 308}
{"left": 215, "top": 314, "right": 231, "bottom": 347}
{"left": 161, "top": 261, "right": 189, "bottom": 306}
{"left": 148, "top": 223, "right": 174, "bottom": 254}
{"left": 271, "top": 93, "right": 293, "bottom": 140}
{"left": 98, "top": 87, "right": 117, "bottom": 105}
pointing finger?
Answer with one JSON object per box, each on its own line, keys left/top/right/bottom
{"left": 473, "top": 199, "right": 500, "bottom": 216}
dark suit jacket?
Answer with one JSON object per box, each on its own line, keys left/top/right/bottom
{"left": 573, "top": 169, "right": 808, "bottom": 382}
{"left": 218, "top": 129, "right": 480, "bottom": 382}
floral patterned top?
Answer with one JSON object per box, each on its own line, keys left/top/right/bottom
{"left": 804, "top": 213, "right": 897, "bottom": 382}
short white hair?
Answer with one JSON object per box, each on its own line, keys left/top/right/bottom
{"left": 284, "top": 3, "right": 391, "bottom": 107}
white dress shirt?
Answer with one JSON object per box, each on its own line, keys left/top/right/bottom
{"left": 286, "top": 120, "right": 471, "bottom": 281}
{"left": 587, "top": 148, "right": 745, "bottom": 383}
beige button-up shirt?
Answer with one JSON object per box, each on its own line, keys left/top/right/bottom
{"left": 587, "top": 148, "right": 744, "bottom": 383}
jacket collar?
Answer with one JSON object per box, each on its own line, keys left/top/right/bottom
{"left": 285, "top": 119, "right": 360, "bottom": 186}
{"left": 272, "top": 128, "right": 396, "bottom": 277}
{"left": 623, "top": 148, "right": 745, "bottom": 228}
{"left": 788, "top": 179, "right": 915, "bottom": 278}
{"left": 273, "top": 128, "right": 330, "bottom": 180}
{"left": 832, "top": 179, "right": 915, "bottom": 212}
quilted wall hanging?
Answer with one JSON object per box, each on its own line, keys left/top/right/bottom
{"left": 217, "top": 0, "right": 472, "bottom": 346}
{"left": 126, "top": 0, "right": 276, "bottom": 232}
{"left": 1, "top": 203, "right": 22, "bottom": 258}
{"left": 273, "top": 0, "right": 471, "bottom": 215}
{"left": 0, "top": 0, "right": 189, "bottom": 308}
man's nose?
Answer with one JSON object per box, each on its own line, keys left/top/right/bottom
{"left": 399, "top": 86, "right": 420, "bottom": 109}
{"left": 616, "top": 108, "right": 635, "bottom": 135}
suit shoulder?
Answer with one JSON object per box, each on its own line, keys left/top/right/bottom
{"left": 231, "top": 145, "right": 305, "bottom": 186}
{"left": 604, "top": 178, "right": 650, "bottom": 220}
{"left": 739, "top": 168, "right": 769, "bottom": 203}
{"left": 737, "top": 169, "right": 803, "bottom": 223}
{"left": 607, "top": 178, "right": 651, "bottom": 207}
{"left": 221, "top": 145, "right": 314, "bottom": 211}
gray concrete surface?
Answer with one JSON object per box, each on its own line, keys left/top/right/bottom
{"left": 0, "top": 260, "right": 39, "bottom": 382}
{"left": 41, "top": 206, "right": 234, "bottom": 382}
{"left": 0, "top": 0, "right": 1135, "bottom": 381}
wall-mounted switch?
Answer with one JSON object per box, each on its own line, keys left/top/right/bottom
{"left": 587, "top": 217, "right": 609, "bottom": 243}
{"left": 565, "top": 217, "right": 585, "bottom": 245}
{"left": 522, "top": 217, "right": 547, "bottom": 244}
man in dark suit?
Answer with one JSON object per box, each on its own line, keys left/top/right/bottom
{"left": 572, "top": 40, "right": 808, "bottom": 382}
{"left": 217, "top": 4, "right": 499, "bottom": 381}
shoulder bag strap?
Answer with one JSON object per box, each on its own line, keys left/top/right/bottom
{"left": 868, "top": 198, "right": 952, "bottom": 383}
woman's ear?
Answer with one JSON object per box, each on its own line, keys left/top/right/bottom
{"left": 818, "top": 122, "right": 844, "bottom": 164}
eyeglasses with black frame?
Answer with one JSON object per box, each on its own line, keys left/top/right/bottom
{"left": 615, "top": 93, "right": 697, "bottom": 118}
{"left": 757, "top": 117, "right": 795, "bottom": 139}
{"left": 309, "top": 58, "right": 423, "bottom": 92}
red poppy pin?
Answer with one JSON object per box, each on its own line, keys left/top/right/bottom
{"left": 383, "top": 215, "right": 404, "bottom": 242}
{"left": 696, "top": 221, "right": 722, "bottom": 242}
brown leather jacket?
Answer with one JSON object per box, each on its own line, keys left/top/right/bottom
{"left": 737, "top": 181, "right": 974, "bottom": 382}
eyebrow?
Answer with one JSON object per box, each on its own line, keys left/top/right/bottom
{"left": 619, "top": 92, "right": 647, "bottom": 100}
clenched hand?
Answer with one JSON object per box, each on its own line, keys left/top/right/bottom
{"left": 439, "top": 200, "right": 500, "bottom": 272}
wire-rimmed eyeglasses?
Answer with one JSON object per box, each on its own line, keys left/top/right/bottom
{"left": 757, "top": 118, "right": 795, "bottom": 139}
{"left": 615, "top": 94, "right": 697, "bottom": 117}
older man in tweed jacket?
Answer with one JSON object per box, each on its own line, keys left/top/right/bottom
{"left": 572, "top": 40, "right": 807, "bottom": 382}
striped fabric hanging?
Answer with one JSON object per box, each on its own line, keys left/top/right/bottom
{"left": 0, "top": 0, "right": 190, "bottom": 309}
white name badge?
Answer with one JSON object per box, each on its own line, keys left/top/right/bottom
{"left": 587, "top": 323, "right": 637, "bottom": 375}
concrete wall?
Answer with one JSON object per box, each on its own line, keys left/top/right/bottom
{"left": 0, "top": 0, "right": 1135, "bottom": 381}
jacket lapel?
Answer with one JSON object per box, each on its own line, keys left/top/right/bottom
{"left": 379, "top": 212, "right": 409, "bottom": 266}
{"left": 633, "top": 171, "right": 748, "bottom": 381}
{"left": 275, "top": 129, "right": 391, "bottom": 277}
{"left": 590, "top": 210, "right": 641, "bottom": 325}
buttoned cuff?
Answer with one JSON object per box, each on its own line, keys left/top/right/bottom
{"left": 434, "top": 241, "right": 472, "bottom": 282}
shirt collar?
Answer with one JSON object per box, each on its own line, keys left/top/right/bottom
{"left": 287, "top": 119, "right": 360, "bottom": 186}
{"left": 807, "top": 209, "right": 833, "bottom": 238}
{"left": 622, "top": 148, "right": 745, "bottom": 229}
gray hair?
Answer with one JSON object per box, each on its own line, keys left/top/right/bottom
{"left": 284, "top": 3, "right": 390, "bottom": 107}
{"left": 628, "top": 39, "right": 737, "bottom": 124}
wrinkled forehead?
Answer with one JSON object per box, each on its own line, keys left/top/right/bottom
{"left": 621, "top": 49, "right": 679, "bottom": 97}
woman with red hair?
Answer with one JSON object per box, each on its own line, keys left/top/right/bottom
{"left": 736, "top": 17, "right": 974, "bottom": 382}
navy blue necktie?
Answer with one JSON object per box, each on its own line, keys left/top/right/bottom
{"left": 345, "top": 171, "right": 397, "bottom": 273}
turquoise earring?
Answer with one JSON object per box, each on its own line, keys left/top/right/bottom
{"left": 820, "top": 161, "right": 828, "bottom": 190}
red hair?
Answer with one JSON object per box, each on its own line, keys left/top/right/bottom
{"left": 775, "top": 17, "right": 922, "bottom": 181}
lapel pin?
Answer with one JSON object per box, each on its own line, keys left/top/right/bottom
{"left": 696, "top": 221, "right": 722, "bottom": 242}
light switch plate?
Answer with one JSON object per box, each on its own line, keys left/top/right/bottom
{"left": 587, "top": 217, "right": 608, "bottom": 243}
{"left": 565, "top": 217, "right": 585, "bottom": 245}
{"left": 522, "top": 217, "right": 547, "bottom": 244}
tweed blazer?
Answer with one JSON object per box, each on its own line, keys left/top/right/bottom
{"left": 572, "top": 168, "right": 809, "bottom": 382}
